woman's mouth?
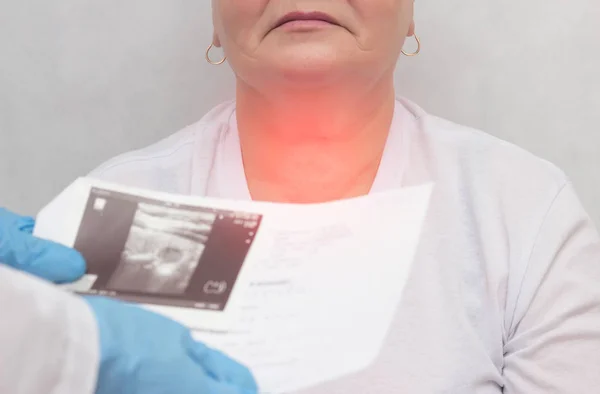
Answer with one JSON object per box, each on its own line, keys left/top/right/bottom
{"left": 273, "top": 11, "right": 341, "bottom": 32}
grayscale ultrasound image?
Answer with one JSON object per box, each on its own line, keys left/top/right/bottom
{"left": 72, "top": 187, "right": 262, "bottom": 310}
{"left": 106, "top": 203, "right": 216, "bottom": 295}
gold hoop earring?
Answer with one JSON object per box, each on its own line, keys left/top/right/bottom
{"left": 401, "top": 34, "right": 421, "bottom": 57}
{"left": 206, "top": 43, "right": 227, "bottom": 65}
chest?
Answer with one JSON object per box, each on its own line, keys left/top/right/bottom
{"left": 292, "top": 203, "right": 509, "bottom": 393}
{"left": 201, "top": 148, "right": 512, "bottom": 392}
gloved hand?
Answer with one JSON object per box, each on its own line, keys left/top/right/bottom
{"left": 0, "top": 208, "right": 86, "bottom": 283}
{"left": 0, "top": 208, "right": 258, "bottom": 393}
{"left": 87, "top": 296, "right": 258, "bottom": 394}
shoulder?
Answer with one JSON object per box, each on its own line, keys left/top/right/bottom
{"left": 398, "top": 101, "right": 600, "bottom": 388}
{"left": 399, "top": 97, "right": 568, "bottom": 200}
{"left": 88, "top": 100, "right": 236, "bottom": 191}
{"left": 399, "top": 98, "right": 578, "bottom": 292}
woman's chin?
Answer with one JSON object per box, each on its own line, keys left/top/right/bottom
{"left": 267, "top": 52, "right": 353, "bottom": 85}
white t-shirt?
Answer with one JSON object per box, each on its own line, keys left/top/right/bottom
{"left": 89, "top": 98, "right": 600, "bottom": 393}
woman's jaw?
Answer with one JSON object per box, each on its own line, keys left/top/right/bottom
{"left": 212, "top": 0, "right": 414, "bottom": 100}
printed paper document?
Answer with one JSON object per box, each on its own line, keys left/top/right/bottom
{"left": 34, "top": 177, "right": 432, "bottom": 393}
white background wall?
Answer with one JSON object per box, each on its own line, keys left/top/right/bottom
{"left": 1, "top": 1, "right": 599, "bottom": 221}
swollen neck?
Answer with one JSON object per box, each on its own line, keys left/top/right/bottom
{"left": 234, "top": 81, "right": 396, "bottom": 203}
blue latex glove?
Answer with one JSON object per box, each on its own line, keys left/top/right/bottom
{"left": 87, "top": 296, "right": 258, "bottom": 394}
{"left": 0, "top": 208, "right": 258, "bottom": 393}
{"left": 0, "top": 208, "right": 86, "bottom": 283}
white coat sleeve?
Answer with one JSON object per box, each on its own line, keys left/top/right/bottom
{"left": 503, "top": 182, "right": 600, "bottom": 393}
{"left": 0, "top": 265, "right": 99, "bottom": 394}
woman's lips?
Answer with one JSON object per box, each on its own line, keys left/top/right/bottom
{"left": 273, "top": 11, "right": 341, "bottom": 32}
{"left": 276, "top": 19, "right": 336, "bottom": 31}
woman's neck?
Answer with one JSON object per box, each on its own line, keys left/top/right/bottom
{"left": 235, "top": 78, "right": 396, "bottom": 203}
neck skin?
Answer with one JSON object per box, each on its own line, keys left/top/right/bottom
{"left": 235, "top": 73, "right": 396, "bottom": 204}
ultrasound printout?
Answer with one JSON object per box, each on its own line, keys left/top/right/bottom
{"left": 71, "top": 187, "right": 261, "bottom": 312}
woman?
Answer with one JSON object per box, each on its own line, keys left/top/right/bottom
{"left": 8, "top": 0, "right": 600, "bottom": 392}
{"left": 84, "top": 1, "right": 600, "bottom": 392}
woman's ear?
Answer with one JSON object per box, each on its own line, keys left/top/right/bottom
{"left": 213, "top": 32, "right": 222, "bottom": 48}
{"left": 407, "top": 21, "right": 416, "bottom": 37}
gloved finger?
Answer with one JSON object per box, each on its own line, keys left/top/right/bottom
{"left": 0, "top": 224, "right": 86, "bottom": 283}
{"left": 174, "top": 353, "right": 258, "bottom": 394}
{"left": 133, "top": 359, "right": 258, "bottom": 394}
{"left": 200, "top": 376, "right": 259, "bottom": 394}
{"left": 17, "top": 216, "right": 35, "bottom": 234}
{"left": 0, "top": 208, "right": 35, "bottom": 234}
{"left": 186, "top": 336, "right": 258, "bottom": 392}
